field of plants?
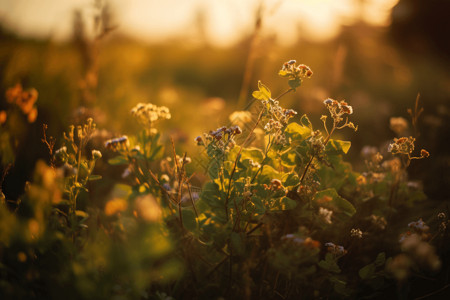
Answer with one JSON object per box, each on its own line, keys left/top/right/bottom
{"left": 1, "top": 1, "right": 450, "bottom": 299}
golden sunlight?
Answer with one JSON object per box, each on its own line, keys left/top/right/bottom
{"left": 0, "top": 0, "right": 399, "bottom": 45}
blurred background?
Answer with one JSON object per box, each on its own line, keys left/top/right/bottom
{"left": 0, "top": 0, "right": 449, "bottom": 203}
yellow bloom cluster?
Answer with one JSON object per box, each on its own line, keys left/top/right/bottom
{"left": 131, "top": 103, "right": 171, "bottom": 128}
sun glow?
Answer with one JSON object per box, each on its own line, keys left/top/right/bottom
{"left": 0, "top": 0, "right": 399, "bottom": 46}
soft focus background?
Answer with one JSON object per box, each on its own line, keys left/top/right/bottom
{"left": 0, "top": 0, "right": 449, "bottom": 203}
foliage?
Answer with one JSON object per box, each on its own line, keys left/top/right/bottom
{"left": 0, "top": 60, "right": 447, "bottom": 300}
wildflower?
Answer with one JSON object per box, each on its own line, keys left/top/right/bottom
{"left": 388, "top": 136, "right": 415, "bottom": 155}
{"left": 117, "top": 135, "right": 128, "bottom": 144}
{"left": 195, "top": 136, "right": 204, "bottom": 146}
{"left": 319, "top": 207, "right": 333, "bottom": 224}
{"left": 230, "top": 125, "right": 242, "bottom": 135}
{"left": 249, "top": 159, "right": 261, "bottom": 169}
{"left": 92, "top": 149, "right": 102, "bottom": 160}
{"left": 390, "top": 117, "right": 409, "bottom": 136}
{"left": 105, "top": 136, "right": 129, "bottom": 151}
{"left": 281, "top": 234, "right": 304, "bottom": 245}
{"left": 59, "top": 163, "right": 77, "bottom": 177}
{"left": 131, "top": 102, "right": 171, "bottom": 128}
{"left": 361, "top": 146, "right": 378, "bottom": 159}
{"left": 279, "top": 60, "right": 313, "bottom": 81}
{"left": 269, "top": 179, "right": 283, "bottom": 191}
{"left": 325, "top": 242, "right": 347, "bottom": 257}
{"left": 341, "top": 105, "right": 353, "bottom": 115}
{"left": 400, "top": 233, "right": 441, "bottom": 271}
{"left": 350, "top": 228, "right": 363, "bottom": 238}
{"left": 369, "top": 215, "right": 387, "bottom": 230}
{"left": 386, "top": 254, "right": 412, "bottom": 281}
{"left": 121, "top": 167, "right": 131, "bottom": 179}
{"left": 162, "top": 183, "right": 171, "bottom": 191}
{"left": 304, "top": 237, "right": 320, "bottom": 249}
{"left": 181, "top": 192, "right": 200, "bottom": 206}
{"left": 323, "top": 98, "right": 333, "bottom": 105}
{"left": 6, "top": 83, "right": 38, "bottom": 116}
{"left": 356, "top": 175, "right": 367, "bottom": 185}
{"left": 420, "top": 149, "right": 430, "bottom": 158}
{"left": 408, "top": 218, "right": 429, "bottom": 234}
{"left": 54, "top": 147, "right": 68, "bottom": 164}
{"left": 160, "top": 174, "right": 170, "bottom": 182}
{"left": 439, "top": 222, "right": 447, "bottom": 233}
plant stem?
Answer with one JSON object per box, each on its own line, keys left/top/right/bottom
{"left": 273, "top": 88, "right": 293, "bottom": 101}
{"left": 226, "top": 88, "right": 295, "bottom": 216}
{"left": 299, "top": 124, "right": 335, "bottom": 185}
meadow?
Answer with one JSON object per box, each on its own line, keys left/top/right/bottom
{"left": 0, "top": 3, "right": 450, "bottom": 299}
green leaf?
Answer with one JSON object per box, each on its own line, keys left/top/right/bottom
{"left": 282, "top": 173, "right": 299, "bottom": 187}
{"left": 259, "top": 165, "right": 281, "bottom": 183}
{"left": 325, "top": 140, "right": 351, "bottom": 155}
{"left": 288, "top": 78, "right": 301, "bottom": 90}
{"left": 359, "top": 263, "right": 376, "bottom": 279}
{"left": 208, "top": 161, "right": 220, "bottom": 179}
{"left": 201, "top": 182, "right": 224, "bottom": 210}
{"left": 318, "top": 253, "right": 341, "bottom": 273}
{"left": 148, "top": 144, "right": 164, "bottom": 161}
{"left": 284, "top": 122, "right": 311, "bottom": 142}
{"left": 313, "top": 188, "right": 356, "bottom": 217}
{"left": 252, "top": 81, "right": 271, "bottom": 101}
{"left": 182, "top": 209, "right": 197, "bottom": 232}
{"left": 300, "top": 114, "right": 312, "bottom": 129}
{"left": 374, "top": 252, "right": 386, "bottom": 267}
{"left": 108, "top": 155, "right": 129, "bottom": 166}
{"left": 279, "top": 197, "right": 297, "bottom": 210}
{"left": 241, "top": 147, "right": 264, "bottom": 162}
{"left": 88, "top": 174, "right": 102, "bottom": 181}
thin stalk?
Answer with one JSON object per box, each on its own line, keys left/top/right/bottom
{"left": 299, "top": 123, "right": 336, "bottom": 185}
{"left": 225, "top": 88, "right": 294, "bottom": 217}
{"left": 273, "top": 88, "right": 293, "bottom": 101}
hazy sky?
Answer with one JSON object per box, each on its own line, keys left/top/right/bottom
{"left": 0, "top": 0, "right": 398, "bottom": 46}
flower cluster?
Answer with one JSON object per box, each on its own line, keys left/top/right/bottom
{"left": 437, "top": 212, "right": 448, "bottom": 233}
{"left": 308, "top": 130, "right": 325, "bottom": 153}
{"left": 390, "top": 117, "right": 409, "bottom": 136}
{"left": 323, "top": 98, "right": 356, "bottom": 130}
{"left": 388, "top": 136, "right": 415, "bottom": 155}
{"left": 278, "top": 60, "right": 313, "bottom": 80}
{"left": 131, "top": 103, "right": 171, "bottom": 128}
{"left": 369, "top": 215, "right": 387, "bottom": 231}
{"left": 408, "top": 218, "right": 430, "bottom": 234}
{"left": 263, "top": 178, "right": 286, "bottom": 193}
{"left": 325, "top": 242, "right": 347, "bottom": 257}
{"left": 4, "top": 83, "right": 38, "bottom": 123}
{"left": 319, "top": 207, "right": 333, "bottom": 224}
{"left": 399, "top": 233, "right": 441, "bottom": 272}
{"left": 388, "top": 136, "right": 430, "bottom": 161}
{"left": 195, "top": 125, "right": 242, "bottom": 156}
{"left": 262, "top": 99, "right": 298, "bottom": 128}
{"left": 350, "top": 228, "right": 363, "bottom": 239}
{"left": 261, "top": 99, "right": 297, "bottom": 145}
{"left": 105, "top": 135, "right": 129, "bottom": 151}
